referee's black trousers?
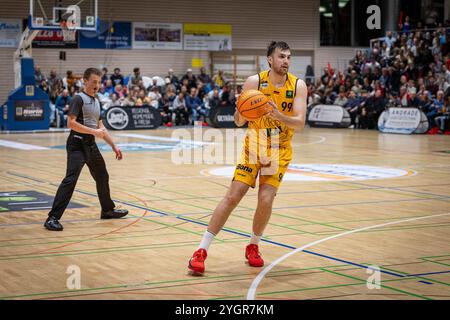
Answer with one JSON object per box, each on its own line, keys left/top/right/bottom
{"left": 48, "top": 131, "right": 115, "bottom": 219}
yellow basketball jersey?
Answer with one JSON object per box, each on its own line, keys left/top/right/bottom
{"left": 248, "top": 70, "right": 298, "bottom": 148}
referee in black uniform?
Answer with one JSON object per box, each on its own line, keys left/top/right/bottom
{"left": 44, "top": 68, "right": 128, "bottom": 231}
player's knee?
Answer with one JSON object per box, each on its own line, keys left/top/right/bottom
{"left": 224, "top": 193, "right": 242, "bottom": 207}
{"left": 258, "top": 192, "right": 275, "bottom": 207}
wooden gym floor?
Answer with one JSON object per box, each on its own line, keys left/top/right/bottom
{"left": 0, "top": 127, "right": 449, "bottom": 300}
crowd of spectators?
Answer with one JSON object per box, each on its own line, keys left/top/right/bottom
{"left": 36, "top": 66, "right": 240, "bottom": 128}
{"left": 35, "top": 17, "right": 450, "bottom": 133}
{"left": 307, "top": 18, "right": 450, "bottom": 134}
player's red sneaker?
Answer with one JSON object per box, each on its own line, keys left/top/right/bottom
{"left": 245, "top": 244, "right": 264, "bottom": 267}
{"left": 188, "top": 248, "right": 207, "bottom": 274}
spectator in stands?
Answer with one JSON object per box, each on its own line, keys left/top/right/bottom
{"left": 148, "top": 86, "right": 162, "bottom": 108}
{"left": 97, "top": 85, "right": 110, "bottom": 103}
{"left": 158, "top": 94, "right": 173, "bottom": 126}
{"left": 147, "top": 77, "right": 161, "bottom": 93}
{"left": 208, "top": 89, "right": 221, "bottom": 110}
{"left": 228, "top": 88, "right": 237, "bottom": 107}
{"left": 165, "top": 84, "right": 177, "bottom": 102}
{"left": 418, "top": 91, "right": 432, "bottom": 112}
{"left": 136, "top": 89, "right": 151, "bottom": 106}
{"left": 196, "top": 81, "right": 208, "bottom": 100}
{"left": 114, "top": 84, "right": 126, "bottom": 99}
{"left": 34, "top": 67, "right": 45, "bottom": 85}
{"left": 55, "top": 89, "right": 72, "bottom": 127}
{"left": 343, "top": 90, "right": 361, "bottom": 128}
{"left": 173, "top": 92, "right": 189, "bottom": 125}
{"left": 399, "top": 16, "right": 411, "bottom": 33}
{"left": 213, "top": 70, "right": 227, "bottom": 88}
{"left": 236, "top": 85, "right": 243, "bottom": 98}
{"left": 198, "top": 67, "right": 211, "bottom": 84}
{"left": 167, "top": 68, "right": 180, "bottom": 89}
{"left": 47, "top": 70, "right": 61, "bottom": 90}
{"left": 39, "top": 79, "right": 50, "bottom": 95}
{"left": 122, "top": 88, "right": 138, "bottom": 107}
{"left": 399, "top": 86, "right": 410, "bottom": 107}
{"left": 110, "top": 68, "right": 124, "bottom": 86}
{"left": 362, "top": 77, "right": 373, "bottom": 93}
{"left": 427, "top": 90, "right": 445, "bottom": 126}
{"left": 101, "top": 67, "right": 108, "bottom": 84}
{"left": 63, "top": 70, "right": 76, "bottom": 90}
{"left": 426, "top": 76, "right": 439, "bottom": 95}
{"left": 130, "top": 67, "right": 142, "bottom": 87}
{"left": 181, "top": 68, "right": 197, "bottom": 90}
{"left": 186, "top": 87, "right": 207, "bottom": 124}
{"left": 104, "top": 79, "right": 115, "bottom": 95}
{"left": 361, "top": 89, "right": 386, "bottom": 129}
{"left": 435, "top": 96, "right": 450, "bottom": 133}
{"left": 50, "top": 78, "right": 64, "bottom": 104}
{"left": 384, "top": 31, "right": 396, "bottom": 49}
{"left": 351, "top": 79, "right": 362, "bottom": 96}
{"left": 408, "top": 92, "right": 421, "bottom": 108}
{"left": 103, "top": 93, "right": 122, "bottom": 109}
{"left": 334, "top": 86, "right": 348, "bottom": 106}
{"left": 204, "top": 79, "right": 218, "bottom": 94}
{"left": 220, "top": 83, "right": 231, "bottom": 106}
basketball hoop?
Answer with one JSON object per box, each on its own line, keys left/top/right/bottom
{"left": 59, "top": 20, "right": 76, "bottom": 42}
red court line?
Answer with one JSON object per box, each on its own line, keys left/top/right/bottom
{"left": 3, "top": 191, "right": 149, "bottom": 257}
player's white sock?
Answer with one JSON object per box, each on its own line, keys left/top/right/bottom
{"left": 198, "top": 230, "right": 216, "bottom": 251}
{"left": 250, "top": 233, "right": 262, "bottom": 245}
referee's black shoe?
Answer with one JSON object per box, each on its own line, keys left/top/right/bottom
{"left": 101, "top": 208, "right": 129, "bottom": 219}
{"left": 44, "top": 216, "right": 64, "bottom": 231}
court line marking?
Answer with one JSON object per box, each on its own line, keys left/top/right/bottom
{"left": 0, "top": 140, "right": 50, "bottom": 150}
{"left": 115, "top": 133, "right": 213, "bottom": 146}
{"left": 3, "top": 171, "right": 449, "bottom": 288}
{"left": 246, "top": 212, "right": 450, "bottom": 300}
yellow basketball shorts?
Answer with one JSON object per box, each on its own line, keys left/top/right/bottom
{"left": 232, "top": 146, "right": 292, "bottom": 189}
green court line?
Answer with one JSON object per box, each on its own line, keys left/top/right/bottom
{"left": 339, "top": 180, "right": 450, "bottom": 202}
{"left": 209, "top": 282, "right": 366, "bottom": 300}
{"left": 320, "top": 268, "right": 432, "bottom": 300}
{"left": 420, "top": 254, "right": 450, "bottom": 259}
{"left": 0, "top": 263, "right": 349, "bottom": 300}
{"left": 314, "top": 222, "right": 450, "bottom": 235}
{"left": 0, "top": 238, "right": 250, "bottom": 262}
{"left": 377, "top": 265, "right": 450, "bottom": 287}
{"left": 271, "top": 212, "right": 348, "bottom": 231}
{"left": 110, "top": 180, "right": 316, "bottom": 236}
{"left": 163, "top": 186, "right": 350, "bottom": 232}
{"left": 2, "top": 173, "right": 99, "bottom": 207}
{"left": 133, "top": 181, "right": 347, "bottom": 233}
{"left": 4, "top": 171, "right": 309, "bottom": 240}
{"left": 419, "top": 258, "right": 450, "bottom": 270}
{"left": 2, "top": 155, "right": 448, "bottom": 300}
{"left": 0, "top": 231, "right": 188, "bottom": 249}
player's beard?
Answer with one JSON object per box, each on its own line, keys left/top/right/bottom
{"left": 273, "top": 63, "right": 288, "bottom": 76}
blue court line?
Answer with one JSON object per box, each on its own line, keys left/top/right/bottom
{"left": 407, "top": 270, "right": 450, "bottom": 277}
{"left": 418, "top": 281, "right": 433, "bottom": 285}
{"left": 166, "top": 197, "right": 448, "bottom": 216}
{"left": 6, "top": 171, "right": 450, "bottom": 285}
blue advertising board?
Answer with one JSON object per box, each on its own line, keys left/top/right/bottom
{"left": 79, "top": 21, "right": 131, "bottom": 49}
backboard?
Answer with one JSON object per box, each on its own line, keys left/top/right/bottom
{"left": 29, "top": 0, "right": 98, "bottom": 31}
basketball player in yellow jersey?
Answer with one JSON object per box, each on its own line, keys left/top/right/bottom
{"left": 188, "top": 41, "right": 307, "bottom": 274}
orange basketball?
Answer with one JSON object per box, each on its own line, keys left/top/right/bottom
{"left": 237, "top": 90, "right": 270, "bottom": 121}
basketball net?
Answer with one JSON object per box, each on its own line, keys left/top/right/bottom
{"left": 59, "top": 20, "right": 77, "bottom": 42}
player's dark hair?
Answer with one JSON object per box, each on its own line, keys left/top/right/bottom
{"left": 83, "top": 67, "right": 102, "bottom": 80}
{"left": 267, "top": 41, "right": 290, "bottom": 67}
